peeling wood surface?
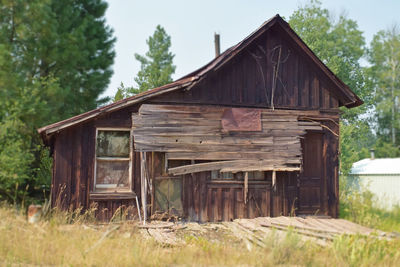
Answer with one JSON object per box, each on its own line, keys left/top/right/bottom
{"left": 132, "top": 104, "right": 322, "bottom": 169}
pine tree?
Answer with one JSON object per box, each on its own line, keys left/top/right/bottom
{"left": 134, "top": 25, "right": 176, "bottom": 93}
{"left": 112, "top": 25, "right": 176, "bottom": 101}
{"left": 0, "top": 0, "right": 115, "bottom": 202}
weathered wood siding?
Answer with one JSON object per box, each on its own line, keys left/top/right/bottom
{"left": 50, "top": 22, "right": 342, "bottom": 221}
{"left": 150, "top": 162, "right": 301, "bottom": 222}
{"left": 51, "top": 105, "right": 142, "bottom": 219}
{"left": 150, "top": 26, "right": 340, "bottom": 110}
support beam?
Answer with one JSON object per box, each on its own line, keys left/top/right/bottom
{"left": 168, "top": 159, "right": 301, "bottom": 176}
{"left": 244, "top": 172, "right": 248, "bottom": 204}
{"left": 140, "top": 152, "right": 147, "bottom": 225}
{"left": 272, "top": 170, "right": 277, "bottom": 192}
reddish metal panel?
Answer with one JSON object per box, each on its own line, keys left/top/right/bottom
{"left": 221, "top": 108, "right": 261, "bottom": 132}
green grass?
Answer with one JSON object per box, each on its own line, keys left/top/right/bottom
{"left": 1, "top": 188, "right": 400, "bottom": 266}
{"left": 340, "top": 188, "right": 400, "bottom": 233}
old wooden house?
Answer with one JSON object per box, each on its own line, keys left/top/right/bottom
{"left": 38, "top": 15, "right": 362, "bottom": 222}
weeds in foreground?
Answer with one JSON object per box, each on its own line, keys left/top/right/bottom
{"left": 1, "top": 203, "right": 400, "bottom": 266}
{"left": 340, "top": 180, "right": 400, "bottom": 233}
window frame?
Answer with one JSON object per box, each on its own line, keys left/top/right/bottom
{"left": 93, "top": 127, "right": 133, "bottom": 193}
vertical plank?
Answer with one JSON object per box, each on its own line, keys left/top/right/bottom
{"left": 217, "top": 188, "right": 223, "bottom": 221}
{"left": 200, "top": 173, "right": 208, "bottom": 222}
{"left": 322, "top": 131, "right": 329, "bottom": 215}
{"left": 292, "top": 54, "right": 299, "bottom": 106}
{"left": 80, "top": 124, "right": 89, "bottom": 210}
{"left": 222, "top": 189, "right": 228, "bottom": 221}
{"left": 74, "top": 126, "right": 82, "bottom": 209}
{"left": 228, "top": 188, "right": 234, "bottom": 221}
{"left": 324, "top": 88, "right": 330, "bottom": 109}
{"left": 51, "top": 138, "right": 57, "bottom": 208}
{"left": 207, "top": 188, "right": 213, "bottom": 222}
{"left": 266, "top": 187, "right": 271, "bottom": 217}
{"left": 193, "top": 174, "right": 200, "bottom": 221}
{"left": 302, "top": 68, "right": 310, "bottom": 107}
{"left": 312, "top": 74, "right": 320, "bottom": 108}
{"left": 187, "top": 174, "right": 193, "bottom": 220}
{"left": 65, "top": 129, "right": 73, "bottom": 210}
{"left": 236, "top": 188, "right": 244, "bottom": 219}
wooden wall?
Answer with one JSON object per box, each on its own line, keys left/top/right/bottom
{"left": 151, "top": 167, "right": 300, "bottom": 222}
{"left": 50, "top": 23, "right": 342, "bottom": 221}
{"left": 51, "top": 106, "right": 339, "bottom": 221}
{"left": 51, "top": 105, "right": 142, "bottom": 220}
{"left": 150, "top": 25, "right": 340, "bottom": 110}
{"left": 149, "top": 123, "right": 338, "bottom": 223}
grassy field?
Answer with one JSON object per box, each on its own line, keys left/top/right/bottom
{"left": 1, "top": 191, "right": 400, "bottom": 266}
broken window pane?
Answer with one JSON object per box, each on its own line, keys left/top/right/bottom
{"left": 211, "top": 170, "right": 234, "bottom": 180}
{"left": 96, "top": 160, "right": 130, "bottom": 189}
{"left": 248, "top": 171, "right": 265, "bottom": 180}
{"left": 97, "top": 131, "right": 130, "bottom": 157}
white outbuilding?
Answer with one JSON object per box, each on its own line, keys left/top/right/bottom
{"left": 349, "top": 156, "right": 400, "bottom": 209}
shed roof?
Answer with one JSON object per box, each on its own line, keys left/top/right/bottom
{"left": 350, "top": 158, "right": 400, "bottom": 175}
{"left": 38, "top": 14, "right": 362, "bottom": 141}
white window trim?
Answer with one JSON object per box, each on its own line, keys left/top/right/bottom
{"left": 94, "top": 127, "right": 133, "bottom": 193}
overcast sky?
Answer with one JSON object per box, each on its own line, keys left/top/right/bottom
{"left": 102, "top": 0, "right": 400, "bottom": 98}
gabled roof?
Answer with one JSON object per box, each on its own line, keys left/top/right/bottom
{"left": 38, "top": 14, "right": 362, "bottom": 140}
{"left": 350, "top": 158, "right": 400, "bottom": 175}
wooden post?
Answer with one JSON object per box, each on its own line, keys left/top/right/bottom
{"left": 140, "top": 152, "right": 147, "bottom": 225}
{"left": 244, "top": 172, "right": 248, "bottom": 204}
{"left": 151, "top": 151, "right": 155, "bottom": 215}
{"left": 272, "top": 170, "right": 276, "bottom": 192}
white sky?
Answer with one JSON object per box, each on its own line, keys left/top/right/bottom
{"left": 102, "top": 0, "right": 400, "bottom": 98}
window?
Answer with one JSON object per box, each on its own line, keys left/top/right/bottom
{"left": 211, "top": 170, "right": 265, "bottom": 181}
{"left": 94, "top": 129, "right": 131, "bottom": 192}
{"left": 211, "top": 170, "right": 234, "bottom": 180}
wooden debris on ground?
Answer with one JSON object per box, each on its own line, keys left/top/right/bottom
{"left": 135, "top": 217, "right": 397, "bottom": 247}
{"left": 138, "top": 221, "right": 183, "bottom": 246}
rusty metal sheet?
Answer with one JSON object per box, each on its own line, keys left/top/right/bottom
{"left": 221, "top": 108, "right": 261, "bottom": 132}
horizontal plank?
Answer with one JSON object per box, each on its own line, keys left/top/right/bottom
{"left": 134, "top": 135, "right": 275, "bottom": 145}
{"left": 135, "top": 143, "right": 302, "bottom": 153}
{"left": 96, "top": 157, "right": 130, "bottom": 161}
{"left": 89, "top": 192, "right": 137, "bottom": 200}
{"left": 138, "top": 104, "right": 337, "bottom": 118}
{"left": 220, "top": 166, "right": 301, "bottom": 173}
{"left": 168, "top": 159, "right": 301, "bottom": 175}
{"left": 166, "top": 151, "right": 302, "bottom": 160}
{"left": 133, "top": 128, "right": 306, "bottom": 137}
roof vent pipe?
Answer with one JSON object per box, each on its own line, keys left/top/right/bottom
{"left": 370, "top": 149, "right": 375, "bottom": 160}
{"left": 214, "top": 33, "right": 220, "bottom": 58}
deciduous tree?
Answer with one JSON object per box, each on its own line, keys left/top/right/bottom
{"left": 289, "top": 0, "right": 372, "bottom": 174}
{"left": 368, "top": 25, "right": 400, "bottom": 150}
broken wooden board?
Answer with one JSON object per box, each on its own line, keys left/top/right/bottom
{"left": 137, "top": 217, "right": 396, "bottom": 247}
{"left": 168, "top": 159, "right": 301, "bottom": 176}
{"left": 132, "top": 104, "right": 323, "bottom": 171}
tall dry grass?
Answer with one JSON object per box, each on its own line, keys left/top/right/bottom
{"left": 1, "top": 202, "right": 400, "bottom": 266}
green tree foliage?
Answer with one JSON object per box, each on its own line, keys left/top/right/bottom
{"left": 134, "top": 25, "right": 176, "bottom": 92}
{"left": 339, "top": 121, "right": 373, "bottom": 175}
{"left": 114, "top": 25, "right": 175, "bottom": 100}
{"left": 0, "top": 0, "right": 115, "bottom": 202}
{"left": 289, "top": 0, "right": 369, "bottom": 121}
{"left": 289, "top": 0, "right": 372, "bottom": 174}
{"left": 368, "top": 25, "right": 400, "bottom": 155}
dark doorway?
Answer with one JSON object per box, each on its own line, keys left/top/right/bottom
{"left": 297, "top": 132, "right": 324, "bottom": 215}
